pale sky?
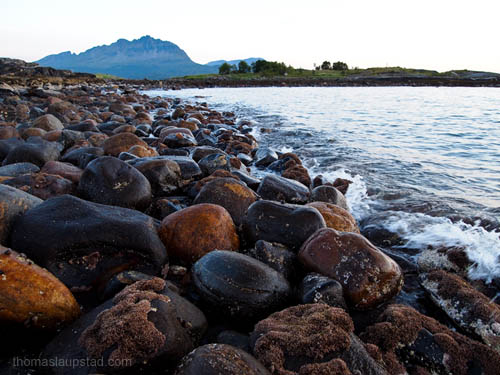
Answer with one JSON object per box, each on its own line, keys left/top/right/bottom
{"left": 1, "top": 0, "right": 499, "bottom": 73}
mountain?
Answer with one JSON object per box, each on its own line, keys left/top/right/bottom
{"left": 205, "top": 57, "right": 264, "bottom": 67}
{"left": 35, "top": 36, "right": 220, "bottom": 79}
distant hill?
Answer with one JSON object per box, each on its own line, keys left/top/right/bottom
{"left": 205, "top": 57, "right": 264, "bottom": 67}
{"left": 35, "top": 36, "right": 260, "bottom": 79}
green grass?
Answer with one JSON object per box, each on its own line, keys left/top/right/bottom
{"left": 95, "top": 73, "right": 123, "bottom": 79}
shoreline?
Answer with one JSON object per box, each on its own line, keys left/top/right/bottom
{"left": 1, "top": 79, "right": 499, "bottom": 374}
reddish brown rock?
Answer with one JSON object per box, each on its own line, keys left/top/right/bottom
{"left": 102, "top": 132, "right": 147, "bottom": 156}
{"left": 128, "top": 144, "right": 158, "bottom": 158}
{"left": 307, "top": 202, "right": 360, "bottom": 233}
{"left": 3, "top": 172, "right": 75, "bottom": 200}
{"left": 0, "top": 246, "right": 80, "bottom": 329}
{"left": 159, "top": 203, "right": 239, "bottom": 266}
{"left": 177, "top": 120, "right": 199, "bottom": 132}
{"left": 0, "top": 126, "right": 19, "bottom": 139}
{"left": 112, "top": 124, "right": 136, "bottom": 134}
{"left": 298, "top": 228, "right": 403, "bottom": 309}
{"left": 282, "top": 164, "right": 312, "bottom": 187}
{"left": 40, "top": 160, "right": 83, "bottom": 184}
{"left": 32, "top": 114, "right": 64, "bottom": 131}
{"left": 21, "top": 127, "right": 46, "bottom": 139}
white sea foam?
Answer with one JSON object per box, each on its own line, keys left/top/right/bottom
{"left": 280, "top": 146, "right": 293, "bottom": 154}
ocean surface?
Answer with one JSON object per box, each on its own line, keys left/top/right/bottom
{"left": 146, "top": 87, "right": 500, "bottom": 283}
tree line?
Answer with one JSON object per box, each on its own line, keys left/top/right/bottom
{"left": 218, "top": 59, "right": 349, "bottom": 75}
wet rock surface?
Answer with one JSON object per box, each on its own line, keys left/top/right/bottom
{"left": 257, "top": 174, "right": 310, "bottom": 204}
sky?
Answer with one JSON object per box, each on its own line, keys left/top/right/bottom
{"left": 1, "top": 0, "right": 500, "bottom": 73}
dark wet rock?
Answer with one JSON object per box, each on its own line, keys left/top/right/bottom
{"left": 299, "top": 273, "right": 347, "bottom": 309}
{"left": 60, "top": 146, "right": 104, "bottom": 169}
{"left": 420, "top": 270, "right": 500, "bottom": 351}
{"left": 172, "top": 107, "right": 185, "bottom": 120}
{"left": 174, "top": 343, "right": 270, "bottom": 375}
{"left": 146, "top": 196, "right": 191, "bottom": 221}
{"left": 298, "top": 228, "right": 403, "bottom": 310}
{"left": 58, "top": 129, "right": 87, "bottom": 150}
{"left": 307, "top": 201, "right": 360, "bottom": 233}
{"left": 20, "top": 127, "right": 46, "bottom": 139}
{"left": 32, "top": 114, "right": 64, "bottom": 131}
{"left": 192, "top": 250, "right": 291, "bottom": 320}
{"left": 186, "top": 170, "right": 240, "bottom": 198}
{"left": 118, "top": 151, "right": 139, "bottom": 161}
{"left": 42, "top": 278, "right": 204, "bottom": 374}
{"left": 232, "top": 170, "right": 261, "bottom": 190}
{"left": 254, "top": 148, "right": 278, "bottom": 167}
{"left": 311, "top": 185, "right": 349, "bottom": 211}
{"left": 191, "top": 145, "right": 222, "bottom": 162}
{"left": 159, "top": 148, "right": 190, "bottom": 157}
{"left": 100, "top": 270, "right": 153, "bottom": 301}
{"left": 66, "top": 121, "right": 99, "bottom": 132}
{"left": 97, "top": 121, "right": 125, "bottom": 135}
{"left": 78, "top": 156, "right": 152, "bottom": 210}
{"left": 251, "top": 304, "right": 387, "bottom": 375}
{"left": 246, "top": 240, "right": 297, "bottom": 280}
{"left": 256, "top": 174, "right": 310, "bottom": 204}
{"left": 129, "top": 155, "right": 202, "bottom": 181}
{"left": 160, "top": 127, "right": 198, "bottom": 148}
{"left": 198, "top": 152, "right": 231, "bottom": 176}
{"left": 159, "top": 203, "right": 239, "bottom": 266}
{"left": 417, "top": 246, "right": 471, "bottom": 276}
{"left": 193, "top": 177, "right": 258, "bottom": 226}
{"left": 0, "top": 162, "right": 39, "bottom": 177}
{"left": 216, "top": 331, "right": 251, "bottom": 352}
{"left": 40, "top": 160, "right": 83, "bottom": 183}
{"left": 361, "top": 304, "right": 500, "bottom": 375}
{"left": 0, "top": 185, "right": 42, "bottom": 245}
{"left": 237, "top": 152, "right": 253, "bottom": 166}
{"left": 3, "top": 172, "right": 75, "bottom": 200}
{"left": 10, "top": 195, "right": 166, "bottom": 295}
{"left": 2, "top": 138, "right": 61, "bottom": 168}
{"left": 267, "top": 152, "right": 302, "bottom": 172}
{"left": 195, "top": 129, "right": 218, "bottom": 147}
{"left": 242, "top": 200, "right": 326, "bottom": 250}
{"left": 133, "top": 158, "right": 183, "bottom": 196}
{"left": 102, "top": 132, "right": 147, "bottom": 157}
{"left": 0, "top": 246, "right": 80, "bottom": 329}
{"left": 0, "top": 137, "right": 24, "bottom": 161}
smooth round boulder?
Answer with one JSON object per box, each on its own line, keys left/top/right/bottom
{"left": 159, "top": 204, "right": 239, "bottom": 266}
{"left": 0, "top": 162, "right": 39, "bottom": 178}
{"left": 256, "top": 174, "right": 310, "bottom": 204}
{"left": 307, "top": 201, "right": 360, "bottom": 233}
{"left": 32, "top": 114, "right": 64, "bottom": 131}
{"left": 298, "top": 273, "right": 347, "bottom": 309}
{"left": 78, "top": 156, "right": 152, "bottom": 210}
{"left": 161, "top": 127, "right": 197, "bottom": 148}
{"left": 310, "top": 185, "right": 349, "bottom": 211}
{"left": 175, "top": 344, "right": 270, "bottom": 375}
{"left": 0, "top": 246, "right": 80, "bottom": 329}
{"left": 102, "top": 132, "right": 147, "bottom": 157}
{"left": 10, "top": 195, "right": 167, "bottom": 295}
{"left": 60, "top": 146, "right": 104, "bottom": 169}
{"left": 0, "top": 185, "right": 42, "bottom": 245}
{"left": 242, "top": 200, "right": 326, "bottom": 250}
{"left": 192, "top": 250, "right": 291, "bottom": 320}
{"left": 246, "top": 240, "right": 297, "bottom": 280}
{"left": 2, "top": 138, "right": 61, "bottom": 167}
{"left": 254, "top": 148, "right": 278, "bottom": 167}
{"left": 133, "top": 158, "right": 183, "bottom": 196}
{"left": 40, "top": 160, "right": 83, "bottom": 183}
{"left": 3, "top": 172, "right": 74, "bottom": 200}
{"left": 298, "top": 228, "right": 403, "bottom": 309}
{"left": 193, "top": 177, "right": 258, "bottom": 226}
{"left": 198, "top": 153, "right": 231, "bottom": 176}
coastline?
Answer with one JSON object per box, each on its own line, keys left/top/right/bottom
{"left": 0, "top": 76, "right": 499, "bottom": 374}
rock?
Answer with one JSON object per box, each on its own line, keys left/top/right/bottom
{"left": 42, "top": 278, "right": 203, "bottom": 374}
{"left": 100, "top": 270, "right": 153, "bottom": 301}
{"left": 112, "top": 124, "right": 136, "bottom": 134}
{"left": 311, "top": 185, "right": 349, "bottom": 211}
{"left": 20, "top": 127, "right": 46, "bottom": 139}
{"left": 192, "top": 250, "right": 290, "bottom": 320}
{"left": 232, "top": 170, "right": 261, "bottom": 190}
{"left": 128, "top": 144, "right": 158, "bottom": 158}
{"left": 192, "top": 145, "right": 225, "bottom": 162}
{"left": 3, "top": 172, "right": 75, "bottom": 200}
{"left": 254, "top": 148, "right": 278, "bottom": 167}
{"left": 307, "top": 202, "right": 360, "bottom": 233}
{"left": 242, "top": 200, "right": 326, "bottom": 250}
{"left": 174, "top": 344, "right": 270, "bottom": 375}
{"left": 102, "top": 133, "right": 147, "bottom": 157}
{"left": 298, "top": 273, "right": 347, "bottom": 309}
{"left": 216, "top": 330, "right": 251, "bottom": 352}
{"left": 2, "top": 138, "right": 61, "bottom": 167}
{"left": 238, "top": 152, "right": 253, "bottom": 166}
{"left": 198, "top": 152, "right": 231, "bottom": 176}
{"left": 159, "top": 204, "right": 239, "bottom": 266}
{"left": 420, "top": 270, "right": 500, "bottom": 351}
{"left": 161, "top": 127, "right": 197, "bottom": 148}
{"left": 10, "top": 195, "right": 166, "bottom": 295}
{"left": 417, "top": 246, "right": 470, "bottom": 275}
{"left": 0, "top": 137, "right": 24, "bottom": 161}
{"left": 60, "top": 146, "right": 104, "bottom": 168}
{"left": 0, "top": 162, "right": 40, "bottom": 177}
{"left": 32, "top": 114, "right": 64, "bottom": 131}
{"left": 246, "top": 240, "right": 297, "bottom": 280}
{"left": 172, "top": 107, "right": 185, "bottom": 120}
{"left": 193, "top": 177, "right": 258, "bottom": 226}
{"left": 282, "top": 164, "right": 311, "bottom": 187}
{"left": 0, "top": 126, "right": 19, "bottom": 140}
{"left": 256, "top": 174, "right": 310, "bottom": 204}
{"left": 129, "top": 156, "right": 202, "bottom": 181}
{"left": 78, "top": 156, "right": 152, "bottom": 210}
{"left": 133, "top": 158, "right": 183, "bottom": 196}
{"left": 40, "top": 160, "right": 83, "bottom": 183}
{"left": 109, "top": 102, "right": 136, "bottom": 115}
{"left": 251, "top": 304, "right": 387, "bottom": 375}
{"left": 361, "top": 304, "right": 500, "bottom": 375}
{"left": 0, "top": 185, "right": 42, "bottom": 245}
{"left": 0, "top": 246, "right": 80, "bottom": 329}
{"left": 298, "top": 228, "right": 403, "bottom": 309}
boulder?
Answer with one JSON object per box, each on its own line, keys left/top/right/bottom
{"left": 102, "top": 133, "right": 147, "bottom": 157}
{"left": 192, "top": 250, "right": 290, "bottom": 320}
{"left": 198, "top": 153, "right": 231, "bottom": 176}
{"left": 10, "top": 195, "right": 166, "bottom": 295}
{"left": 254, "top": 148, "right": 278, "bottom": 167}
{"left": 132, "top": 158, "right": 183, "bottom": 196}
{"left": 129, "top": 156, "right": 202, "bottom": 181}
{"left": 0, "top": 162, "right": 39, "bottom": 177}
{"left": 2, "top": 138, "right": 61, "bottom": 167}
{"left": 160, "top": 127, "right": 197, "bottom": 148}
{"left": 242, "top": 200, "right": 326, "bottom": 250}
{"left": 0, "top": 185, "right": 42, "bottom": 245}
{"left": 307, "top": 201, "right": 360, "bottom": 233}
{"left": 0, "top": 246, "right": 80, "bottom": 329}
{"left": 159, "top": 203, "right": 239, "bottom": 266}
{"left": 193, "top": 177, "right": 258, "bottom": 226}
{"left": 3, "top": 172, "right": 74, "bottom": 200}
{"left": 282, "top": 164, "right": 311, "bottom": 187}
{"left": 32, "top": 114, "right": 64, "bottom": 131}
{"left": 256, "top": 174, "right": 310, "bottom": 204}
{"left": 298, "top": 228, "right": 403, "bottom": 309}
{"left": 245, "top": 240, "right": 297, "bottom": 280}
{"left": 298, "top": 273, "right": 347, "bottom": 309}
{"left": 311, "top": 185, "right": 349, "bottom": 211}
{"left": 60, "top": 146, "right": 104, "bottom": 169}
{"left": 40, "top": 160, "right": 83, "bottom": 184}
{"left": 174, "top": 344, "right": 270, "bottom": 375}
{"left": 78, "top": 156, "right": 152, "bottom": 210}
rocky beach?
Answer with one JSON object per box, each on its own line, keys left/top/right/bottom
{"left": 0, "top": 59, "right": 500, "bottom": 375}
